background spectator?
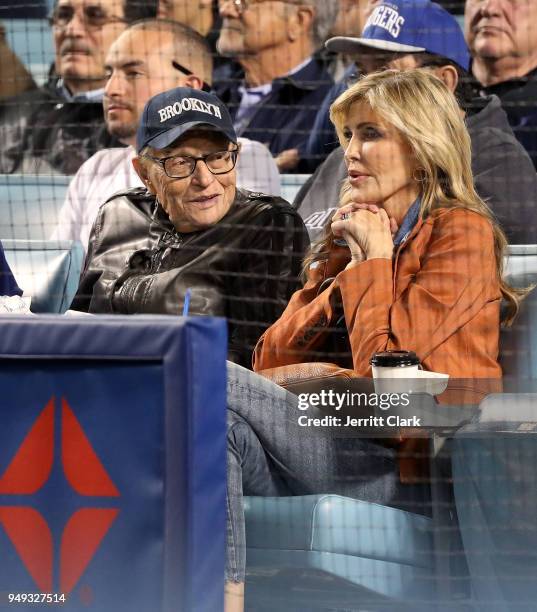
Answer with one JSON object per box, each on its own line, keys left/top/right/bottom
{"left": 157, "top": 0, "right": 214, "bottom": 36}
{"left": 277, "top": 0, "right": 379, "bottom": 171}
{"left": 157, "top": 0, "right": 240, "bottom": 77}
{"left": 465, "top": 0, "right": 537, "bottom": 168}
{"left": 0, "top": 0, "right": 158, "bottom": 174}
{"left": 214, "top": 0, "right": 338, "bottom": 169}
{"left": 295, "top": 0, "right": 537, "bottom": 245}
{"left": 324, "top": 0, "right": 379, "bottom": 81}
{"left": 53, "top": 19, "right": 281, "bottom": 251}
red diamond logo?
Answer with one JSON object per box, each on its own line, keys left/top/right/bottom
{"left": 0, "top": 397, "right": 120, "bottom": 593}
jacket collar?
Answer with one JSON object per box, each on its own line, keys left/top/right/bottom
{"left": 481, "top": 65, "right": 537, "bottom": 97}
{"left": 393, "top": 198, "right": 421, "bottom": 247}
{"left": 270, "top": 57, "right": 331, "bottom": 96}
{"left": 466, "top": 94, "right": 511, "bottom": 134}
{"left": 223, "top": 55, "right": 330, "bottom": 100}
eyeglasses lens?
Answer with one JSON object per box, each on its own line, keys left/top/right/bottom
{"left": 164, "top": 151, "right": 237, "bottom": 178}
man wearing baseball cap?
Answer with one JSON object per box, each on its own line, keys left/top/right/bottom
{"left": 71, "top": 86, "right": 308, "bottom": 373}
{"left": 294, "top": 0, "right": 537, "bottom": 245}
{"left": 53, "top": 20, "right": 281, "bottom": 254}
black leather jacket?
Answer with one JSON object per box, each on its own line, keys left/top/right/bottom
{"left": 0, "top": 79, "right": 120, "bottom": 174}
{"left": 72, "top": 187, "right": 309, "bottom": 367}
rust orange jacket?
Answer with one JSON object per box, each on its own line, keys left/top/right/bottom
{"left": 253, "top": 207, "right": 502, "bottom": 381}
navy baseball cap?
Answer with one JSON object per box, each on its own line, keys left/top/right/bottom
{"left": 136, "top": 87, "right": 237, "bottom": 153}
{"left": 325, "top": 0, "right": 470, "bottom": 71}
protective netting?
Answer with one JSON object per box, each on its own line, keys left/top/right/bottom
{"left": 0, "top": 2, "right": 537, "bottom": 610}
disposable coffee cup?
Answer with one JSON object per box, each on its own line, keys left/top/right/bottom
{"left": 370, "top": 350, "right": 420, "bottom": 395}
{"left": 370, "top": 350, "right": 420, "bottom": 379}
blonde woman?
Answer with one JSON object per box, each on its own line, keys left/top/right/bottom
{"left": 254, "top": 69, "right": 521, "bottom": 377}
{"left": 224, "top": 70, "right": 521, "bottom": 611}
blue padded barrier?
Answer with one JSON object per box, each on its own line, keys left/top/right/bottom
{"left": 452, "top": 394, "right": 537, "bottom": 612}
{"left": 0, "top": 174, "right": 70, "bottom": 240}
{"left": 0, "top": 315, "right": 227, "bottom": 612}
{"left": 3, "top": 239, "right": 83, "bottom": 313}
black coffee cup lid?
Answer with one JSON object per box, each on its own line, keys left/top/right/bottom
{"left": 370, "top": 350, "right": 420, "bottom": 367}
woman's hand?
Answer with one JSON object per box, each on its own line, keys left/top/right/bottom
{"left": 331, "top": 203, "right": 395, "bottom": 265}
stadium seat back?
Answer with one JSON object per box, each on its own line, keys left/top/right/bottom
{"left": 452, "top": 394, "right": 537, "bottom": 609}
{"left": 3, "top": 239, "right": 83, "bottom": 313}
{"left": 0, "top": 174, "right": 69, "bottom": 241}
{"left": 280, "top": 174, "right": 310, "bottom": 206}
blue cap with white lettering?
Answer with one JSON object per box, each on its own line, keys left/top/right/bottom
{"left": 136, "top": 87, "right": 237, "bottom": 153}
{"left": 325, "top": 0, "right": 470, "bottom": 71}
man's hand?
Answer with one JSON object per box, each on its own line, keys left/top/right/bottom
{"left": 275, "top": 148, "right": 300, "bottom": 172}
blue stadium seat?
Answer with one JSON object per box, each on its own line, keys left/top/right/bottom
{"left": 500, "top": 249, "right": 537, "bottom": 384}
{"left": 280, "top": 174, "right": 310, "bottom": 206}
{"left": 452, "top": 393, "right": 537, "bottom": 612}
{"left": 2, "top": 239, "right": 83, "bottom": 313}
{"left": 0, "top": 174, "right": 70, "bottom": 240}
{"left": 504, "top": 244, "right": 537, "bottom": 288}
{"left": 245, "top": 494, "right": 434, "bottom": 610}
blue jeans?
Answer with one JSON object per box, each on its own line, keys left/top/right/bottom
{"left": 225, "top": 362, "right": 430, "bottom": 583}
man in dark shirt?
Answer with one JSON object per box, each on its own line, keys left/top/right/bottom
{"left": 213, "top": 0, "right": 338, "bottom": 170}
{"left": 0, "top": 0, "right": 157, "bottom": 174}
{"left": 465, "top": 0, "right": 537, "bottom": 168}
{"left": 295, "top": 0, "right": 537, "bottom": 245}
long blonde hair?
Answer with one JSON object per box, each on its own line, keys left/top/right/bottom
{"left": 305, "top": 68, "right": 523, "bottom": 324}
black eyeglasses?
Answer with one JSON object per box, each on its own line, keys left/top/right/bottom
{"left": 49, "top": 4, "right": 126, "bottom": 29}
{"left": 146, "top": 147, "right": 239, "bottom": 179}
{"left": 172, "top": 61, "right": 211, "bottom": 93}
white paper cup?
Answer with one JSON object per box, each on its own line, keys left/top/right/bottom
{"left": 370, "top": 351, "right": 421, "bottom": 395}
{"left": 372, "top": 364, "right": 420, "bottom": 379}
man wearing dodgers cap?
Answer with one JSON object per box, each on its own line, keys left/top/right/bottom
{"left": 294, "top": 0, "right": 537, "bottom": 246}
{"left": 327, "top": 0, "right": 470, "bottom": 70}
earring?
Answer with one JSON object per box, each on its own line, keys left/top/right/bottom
{"left": 413, "top": 167, "right": 426, "bottom": 182}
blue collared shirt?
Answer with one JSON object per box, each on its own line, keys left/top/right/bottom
{"left": 57, "top": 79, "right": 105, "bottom": 102}
{"left": 393, "top": 198, "right": 421, "bottom": 247}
